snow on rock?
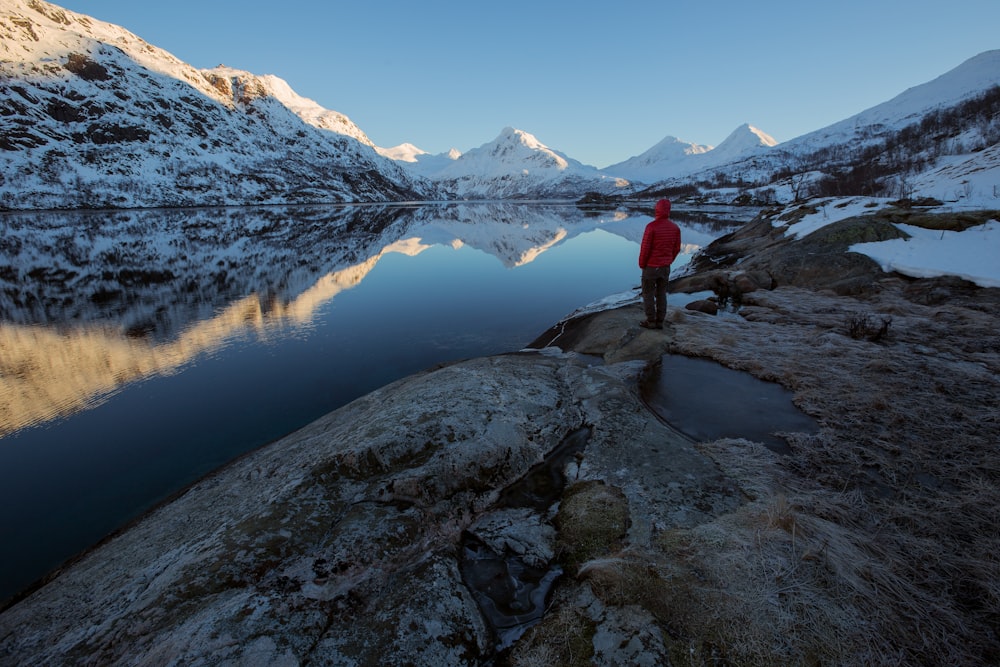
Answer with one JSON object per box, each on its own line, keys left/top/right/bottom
{"left": 765, "top": 195, "right": 1000, "bottom": 289}
{"left": 778, "top": 197, "right": 886, "bottom": 239}
{"left": 852, "top": 220, "right": 1000, "bottom": 288}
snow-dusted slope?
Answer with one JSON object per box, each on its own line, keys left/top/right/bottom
{"left": 0, "top": 0, "right": 434, "bottom": 209}
{"left": 786, "top": 50, "right": 1000, "bottom": 153}
{"left": 2, "top": 0, "right": 998, "bottom": 208}
{"left": 424, "top": 127, "right": 631, "bottom": 199}
{"left": 208, "top": 67, "right": 376, "bottom": 147}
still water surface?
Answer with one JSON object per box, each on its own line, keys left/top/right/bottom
{"left": 0, "top": 202, "right": 750, "bottom": 602}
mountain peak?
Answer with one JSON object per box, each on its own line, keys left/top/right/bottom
{"left": 709, "top": 123, "right": 778, "bottom": 159}
{"left": 376, "top": 143, "right": 428, "bottom": 162}
{"left": 497, "top": 127, "right": 547, "bottom": 151}
{"left": 418, "top": 127, "right": 626, "bottom": 198}
{"left": 600, "top": 135, "right": 711, "bottom": 182}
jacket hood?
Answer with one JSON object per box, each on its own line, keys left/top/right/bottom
{"left": 655, "top": 199, "right": 671, "bottom": 217}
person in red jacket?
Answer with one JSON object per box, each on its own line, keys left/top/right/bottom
{"left": 637, "top": 198, "right": 682, "bottom": 329}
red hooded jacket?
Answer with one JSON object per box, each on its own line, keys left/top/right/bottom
{"left": 638, "top": 199, "right": 682, "bottom": 269}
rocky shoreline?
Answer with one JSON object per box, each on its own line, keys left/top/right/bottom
{"left": 2, "top": 205, "right": 998, "bottom": 666}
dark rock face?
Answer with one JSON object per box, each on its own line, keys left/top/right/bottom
{"left": 63, "top": 52, "right": 110, "bottom": 81}
{"left": 674, "top": 213, "right": 898, "bottom": 298}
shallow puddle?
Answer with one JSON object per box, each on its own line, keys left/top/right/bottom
{"left": 641, "top": 354, "right": 818, "bottom": 454}
{"left": 459, "top": 536, "right": 562, "bottom": 650}
{"left": 459, "top": 427, "right": 590, "bottom": 651}
{"left": 496, "top": 426, "right": 590, "bottom": 510}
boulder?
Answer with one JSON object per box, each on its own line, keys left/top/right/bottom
{"left": 685, "top": 299, "right": 719, "bottom": 315}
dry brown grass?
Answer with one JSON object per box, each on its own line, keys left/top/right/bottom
{"left": 644, "top": 281, "right": 1000, "bottom": 665}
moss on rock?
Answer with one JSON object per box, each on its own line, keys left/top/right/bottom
{"left": 555, "top": 481, "right": 630, "bottom": 572}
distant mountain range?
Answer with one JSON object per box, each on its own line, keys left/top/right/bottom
{"left": 600, "top": 124, "right": 777, "bottom": 183}
{"left": 1, "top": 0, "right": 998, "bottom": 209}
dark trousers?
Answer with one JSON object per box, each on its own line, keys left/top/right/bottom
{"left": 641, "top": 266, "right": 671, "bottom": 323}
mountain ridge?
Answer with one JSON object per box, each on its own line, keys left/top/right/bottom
{"left": 1, "top": 0, "right": 998, "bottom": 209}
{"left": 0, "top": 0, "right": 436, "bottom": 209}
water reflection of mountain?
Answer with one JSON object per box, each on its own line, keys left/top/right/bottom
{"left": 0, "top": 204, "right": 747, "bottom": 331}
{"left": 0, "top": 203, "right": 754, "bottom": 436}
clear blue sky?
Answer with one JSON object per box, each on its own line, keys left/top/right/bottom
{"left": 57, "top": 0, "right": 1000, "bottom": 167}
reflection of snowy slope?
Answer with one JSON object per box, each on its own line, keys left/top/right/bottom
{"left": 408, "top": 203, "right": 598, "bottom": 268}
{"left": 0, "top": 206, "right": 414, "bottom": 332}
{"left": 7, "top": 203, "right": 758, "bottom": 436}
{"left": 0, "top": 204, "right": 757, "bottom": 351}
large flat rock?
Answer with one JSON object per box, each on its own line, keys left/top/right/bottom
{"left": 0, "top": 304, "right": 740, "bottom": 665}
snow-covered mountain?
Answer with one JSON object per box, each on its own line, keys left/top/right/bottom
{"left": 0, "top": 0, "right": 435, "bottom": 209}
{"left": 703, "top": 124, "right": 778, "bottom": 165}
{"left": 1, "top": 0, "right": 998, "bottom": 210}
{"left": 601, "top": 136, "right": 712, "bottom": 183}
{"left": 785, "top": 50, "right": 1000, "bottom": 154}
{"left": 414, "top": 127, "right": 631, "bottom": 199}
{"left": 601, "top": 124, "right": 776, "bottom": 183}
{"left": 651, "top": 50, "right": 1000, "bottom": 203}
{"left": 377, "top": 144, "right": 464, "bottom": 178}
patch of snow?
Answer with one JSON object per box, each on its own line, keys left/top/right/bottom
{"left": 851, "top": 220, "right": 1000, "bottom": 288}
{"left": 908, "top": 142, "right": 1000, "bottom": 206}
{"left": 777, "top": 197, "right": 885, "bottom": 239}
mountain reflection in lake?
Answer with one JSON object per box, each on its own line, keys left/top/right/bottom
{"left": 0, "top": 202, "right": 752, "bottom": 603}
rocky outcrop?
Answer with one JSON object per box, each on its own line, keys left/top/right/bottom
{"left": 0, "top": 303, "right": 745, "bottom": 664}
{"left": 3, "top": 204, "right": 999, "bottom": 666}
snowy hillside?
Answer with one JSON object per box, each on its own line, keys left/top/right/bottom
{"left": 0, "top": 0, "right": 435, "bottom": 209}
{"left": 702, "top": 124, "right": 778, "bottom": 165}
{"left": 652, "top": 50, "right": 1000, "bottom": 204}
{"left": 785, "top": 50, "right": 1000, "bottom": 153}
{"left": 419, "top": 127, "right": 631, "bottom": 199}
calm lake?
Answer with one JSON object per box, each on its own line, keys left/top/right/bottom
{"left": 0, "top": 202, "right": 753, "bottom": 602}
